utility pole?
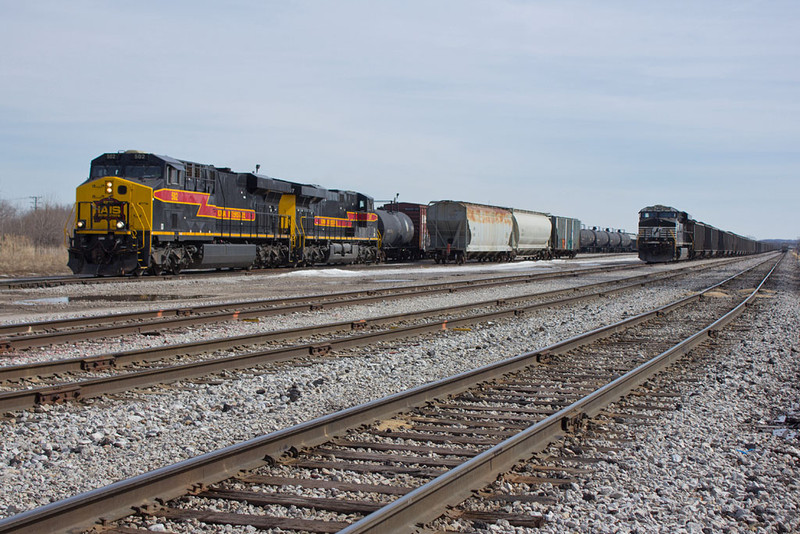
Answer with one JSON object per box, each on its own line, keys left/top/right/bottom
{"left": 29, "top": 196, "right": 42, "bottom": 211}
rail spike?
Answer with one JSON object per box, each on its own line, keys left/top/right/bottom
{"left": 561, "top": 411, "right": 587, "bottom": 433}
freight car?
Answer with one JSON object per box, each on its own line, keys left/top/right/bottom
{"left": 68, "top": 151, "right": 380, "bottom": 275}
{"left": 376, "top": 202, "right": 430, "bottom": 261}
{"left": 637, "top": 204, "right": 774, "bottom": 263}
{"left": 579, "top": 227, "right": 637, "bottom": 253}
{"left": 426, "top": 200, "right": 580, "bottom": 263}
{"left": 375, "top": 208, "right": 414, "bottom": 261}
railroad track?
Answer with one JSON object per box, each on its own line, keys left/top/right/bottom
{"left": 0, "top": 256, "right": 755, "bottom": 352}
{"left": 0, "top": 253, "right": 781, "bottom": 533}
{"left": 0, "top": 256, "right": 771, "bottom": 411}
{"left": 0, "top": 261, "right": 649, "bottom": 348}
{"left": 0, "top": 255, "right": 640, "bottom": 290}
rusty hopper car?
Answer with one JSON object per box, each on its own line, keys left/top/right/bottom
{"left": 428, "top": 201, "right": 515, "bottom": 263}
{"left": 427, "top": 201, "right": 582, "bottom": 263}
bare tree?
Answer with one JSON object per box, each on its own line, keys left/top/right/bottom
{"left": 0, "top": 199, "right": 72, "bottom": 247}
{"left": 0, "top": 199, "right": 19, "bottom": 236}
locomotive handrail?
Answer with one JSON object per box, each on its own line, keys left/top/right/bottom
{"left": 61, "top": 204, "right": 76, "bottom": 247}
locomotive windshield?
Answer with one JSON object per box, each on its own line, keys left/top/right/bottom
{"left": 91, "top": 164, "right": 163, "bottom": 180}
{"left": 640, "top": 211, "right": 677, "bottom": 220}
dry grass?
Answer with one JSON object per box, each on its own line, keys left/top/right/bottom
{"left": 0, "top": 234, "right": 71, "bottom": 276}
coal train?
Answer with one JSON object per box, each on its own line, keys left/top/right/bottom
{"left": 69, "top": 151, "right": 381, "bottom": 275}
{"left": 637, "top": 204, "right": 776, "bottom": 262}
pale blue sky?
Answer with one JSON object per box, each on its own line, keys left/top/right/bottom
{"left": 1, "top": 1, "right": 798, "bottom": 239}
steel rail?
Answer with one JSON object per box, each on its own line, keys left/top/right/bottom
{"left": 0, "top": 257, "right": 731, "bottom": 383}
{"left": 0, "top": 255, "right": 774, "bottom": 411}
{"left": 0, "top": 255, "right": 758, "bottom": 351}
{"left": 0, "top": 262, "right": 647, "bottom": 344}
{"left": 0, "top": 254, "right": 780, "bottom": 534}
{"left": 339, "top": 254, "right": 783, "bottom": 533}
{"left": 0, "top": 254, "right": 642, "bottom": 290}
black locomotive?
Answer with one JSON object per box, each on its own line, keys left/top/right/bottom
{"left": 68, "top": 151, "right": 380, "bottom": 275}
{"left": 637, "top": 204, "right": 775, "bottom": 262}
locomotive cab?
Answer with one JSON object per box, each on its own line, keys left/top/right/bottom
{"left": 68, "top": 152, "right": 159, "bottom": 275}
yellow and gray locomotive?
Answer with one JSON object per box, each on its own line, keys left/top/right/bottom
{"left": 69, "top": 151, "right": 380, "bottom": 275}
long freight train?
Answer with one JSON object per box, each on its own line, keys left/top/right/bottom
{"left": 75, "top": 152, "right": 763, "bottom": 275}
{"left": 637, "top": 204, "right": 775, "bottom": 262}
{"left": 69, "top": 151, "right": 380, "bottom": 275}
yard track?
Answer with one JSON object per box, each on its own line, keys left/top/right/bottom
{"left": 0, "top": 256, "right": 771, "bottom": 412}
{"left": 0, "top": 253, "right": 781, "bottom": 534}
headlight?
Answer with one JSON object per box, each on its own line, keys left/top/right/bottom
{"left": 115, "top": 220, "right": 126, "bottom": 229}
{"left": 76, "top": 220, "right": 86, "bottom": 229}
{"left": 105, "top": 181, "right": 113, "bottom": 194}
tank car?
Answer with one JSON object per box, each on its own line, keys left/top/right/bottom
{"left": 607, "top": 230, "right": 622, "bottom": 250}
{"left": 68, "top": 151, "right": 380, "bottom": 275}
{"left": 581, "top": 227, "right": 636, "bottom": 253}
{"left": 579, "top": 228, "right": 597, "bottom": 250}
{"left": 618, "top": 231, "right": 632, "bottom": 251}
{"left": 378, "top": 202, "right": 430, "bottom": 260}
{"left": 375, "top": 208, "right": 414, "bottom": 261}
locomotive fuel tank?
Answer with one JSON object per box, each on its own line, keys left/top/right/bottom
{"left": 376, "top": 208, "right": 414, "bottom": 248}
{"left": 511, "top": 209, "right": 551, "bottom": 257}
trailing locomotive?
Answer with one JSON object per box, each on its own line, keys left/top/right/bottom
{"left": 637, "top": 205, "right": 773, "bottom": 263}
{"left": 68, "top": 151, "right": 380, "bottom": 275}
{"left": 426, "top": 201, "right": 580, "bottom": 264}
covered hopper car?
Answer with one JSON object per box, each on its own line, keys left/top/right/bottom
{"left": 426, "top": 200, "right": 580, "bottom": 263}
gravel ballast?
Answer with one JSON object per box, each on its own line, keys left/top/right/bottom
{"left": 0, "top": 254, "right": 795, "bottom": 533}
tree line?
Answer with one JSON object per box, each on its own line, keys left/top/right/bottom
{"left": 0, "top": 199, "right": 73, "bottom": 248}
